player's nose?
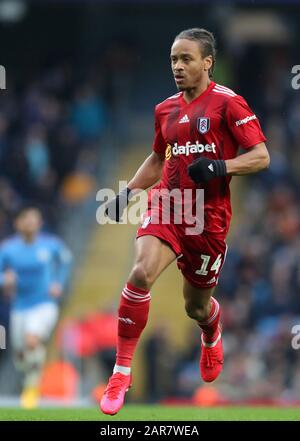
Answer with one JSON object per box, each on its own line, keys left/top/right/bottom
{"left": 173, "top": 60, "right": 184, "bottom": 71}
{"left": 174, "top": 67, "right": 184, "bottom": 77}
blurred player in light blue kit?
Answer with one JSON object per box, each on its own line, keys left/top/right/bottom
{"left": 0, "top": 207, "right": 72, "bottom": 407}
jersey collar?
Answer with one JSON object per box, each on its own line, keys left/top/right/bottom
{"left": 180, "top": 81, "right": 215, "bottom": 106}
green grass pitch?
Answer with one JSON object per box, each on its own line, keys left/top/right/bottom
{"left": 0, "top": 405, "right": 299, "bottom": 421}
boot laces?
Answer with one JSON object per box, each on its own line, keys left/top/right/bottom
{"left": 204, "top": 346, "right": 223, "bottom": 368}
{"left": 106, "top": 373, "right": 128, "bottom": 399}
{"left": 205, "top": 348, "right": 217, "bottom": 368}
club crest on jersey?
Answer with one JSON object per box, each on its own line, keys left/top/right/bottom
{"left": 197, "top": 117, "right": 210, "bottom": 134}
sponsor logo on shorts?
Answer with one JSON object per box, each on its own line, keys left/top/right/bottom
{"left": 118, "top": 317, "right": 136, "bottom": 325}
{"left": 165, "top": 141, "right": 216, "bottom": 160}
{"left": 207, "top": 276, "right": 217, "bottom": 284}
{"left": 235, "top": 114, "right": 256, "bottom": 126}
{"left": 141, "top": 216, "right": 151, "bottom": 229}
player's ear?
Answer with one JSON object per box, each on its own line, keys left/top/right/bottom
{"left": 203, "top": 55, "right": 213, "bottom": 73}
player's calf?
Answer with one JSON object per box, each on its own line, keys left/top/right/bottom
{"left": 185, "top": 301, "right": 212, "bottom": 324}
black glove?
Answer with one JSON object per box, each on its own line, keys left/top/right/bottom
{"left": 105, "top": 187, "right": 132, "bottom": 222}
{"left": 188, "top": 157, "right": 227, "bottom": 183}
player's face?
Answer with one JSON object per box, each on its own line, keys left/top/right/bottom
{"left": 15, "top": 210, "right": 42, "bottom": 236}
{"left": 170, "top": 39, "right": 212, "bottom": 91}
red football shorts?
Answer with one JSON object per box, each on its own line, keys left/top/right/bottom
{"left": 136, "top": 210, "right": 228, "bottom": 289}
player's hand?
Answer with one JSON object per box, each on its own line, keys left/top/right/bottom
{"left": 188, "top": 157, "right": 227, "bottom": 183}
{"left": 49, "top": 282, "right": 63, "bottom": 298}
{"left": 3, "top": 270, "right": 17, "bottom": 288}
{"left": 2, "top": 270, "right": 17, "bottom": 297}
{"left": 104, "top": 187, "right": 132, "bottom": 222}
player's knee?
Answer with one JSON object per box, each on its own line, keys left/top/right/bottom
{"left": 185, "top": 302, "right": 209, "bottom": 322}
{"left": 185, "top": 303, "right": 197, "bottom": 320}
{"left": 129, "top": 263, "right": 153, "bottom": 290}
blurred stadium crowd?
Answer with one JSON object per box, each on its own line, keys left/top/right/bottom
{"left": 0, "top": 62, "right": 108, "bottom": 348}
{"left": 0, "top": 63, "right": 107, "bottom": 234}
{"left": 217, "top": 42, "right": 300, "bottom": 404}
{"left": 0, "top": 1, "right": 300, "bottom": 405}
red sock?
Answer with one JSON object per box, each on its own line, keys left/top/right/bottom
{"left": 198, "top": 297, "right": 220, "bottom": 344}
{"left": 116, "top": 282, "right": 151, "bottom": 367}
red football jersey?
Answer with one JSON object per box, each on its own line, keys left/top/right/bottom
{"left": 151, "top": 81, "right": 266, "bottom": 239}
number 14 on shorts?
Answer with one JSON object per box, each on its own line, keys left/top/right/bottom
{"left": 195, "top": 254, "right": 223, "bottom": 276}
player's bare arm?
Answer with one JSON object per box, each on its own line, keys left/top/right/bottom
{"left": 2, "top": 269, "right": 17, "bottom": 288}
{"left": 225, "top": 142, "right": 270, "bottom": 175}
{"left": 1, "top": 269, "right": 17, "bottom": 297}
{"left": 128, "top": 151, "right": 165, "bottom": 192}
